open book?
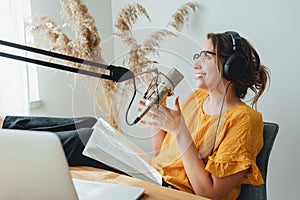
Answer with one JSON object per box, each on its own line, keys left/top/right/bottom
{"left": 82, "top": 118, "right": 162, "bottom": 185}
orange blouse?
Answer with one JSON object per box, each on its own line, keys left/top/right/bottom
{"left": 150, "top": 89, "right": 264, "bottom": 199}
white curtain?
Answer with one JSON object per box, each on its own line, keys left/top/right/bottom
{"left": 0, "top": 0, "right": 31, "bottom": 115}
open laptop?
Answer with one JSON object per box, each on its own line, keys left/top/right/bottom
{"left": 0, "top": 129, "right": 144, "bottom": 200}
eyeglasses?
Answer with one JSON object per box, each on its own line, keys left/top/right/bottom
{"left": 193, "top": 50, "right": 216, "bottom": 63}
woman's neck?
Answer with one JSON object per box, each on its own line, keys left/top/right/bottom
{"left": 203, "top": 83, "right": 241, "bottom": 115}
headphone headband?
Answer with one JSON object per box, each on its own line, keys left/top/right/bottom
{"left": 225, "top": 31, "right": 243, "bottom": 52}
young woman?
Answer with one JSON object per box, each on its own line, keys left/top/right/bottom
{"left": 0, "top": 31, "right": 269, "bottom": 200}
{"left": 138, "top": 31, "right": 270, "bottom": 199}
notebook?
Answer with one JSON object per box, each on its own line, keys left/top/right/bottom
{"left": 0, "top": 129, "right": 144, "bottom": 200}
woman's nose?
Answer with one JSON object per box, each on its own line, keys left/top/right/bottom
{"left": 193, "top": 61, "right": 201, "bottom": 69}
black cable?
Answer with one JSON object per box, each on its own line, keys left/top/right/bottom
{"left": 143, "top": 74, "right": 159, "bottom": 100}
{"left": 152, "top": 72, "right": 175, "bottom": 109}
{"left": 125, "top": 70, "right": 175, "bottom": 126}
{"left": 209, "top": 82, "right": 233, "bottom": 156}
{"left": 155, "top": 74, "right": 160, "bottom": 109}
{"left": 125, "top": 77, "right": 138, "bottom": 126}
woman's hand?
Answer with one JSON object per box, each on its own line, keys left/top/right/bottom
{"left": 138, "top": 96, "right": 186, "bottom": 136}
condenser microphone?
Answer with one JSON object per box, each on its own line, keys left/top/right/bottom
{"left": 133, "top": 67, "right": 184, "bottom": 124}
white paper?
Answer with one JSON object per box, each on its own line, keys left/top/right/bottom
{"left": 83, "top": 118, "right": 162, "bottom": 185}
{"left": 72, "top": 178, "right": 144, "bottom": 200}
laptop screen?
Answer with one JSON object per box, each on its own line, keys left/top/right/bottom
{"left": 0, "top": 129, "right": 144, "bottom": 200}
{"left": 0, "top": 129, "right": 79, "bottom": 200}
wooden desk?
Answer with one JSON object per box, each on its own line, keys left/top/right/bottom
{"left": 70, "top": 166, "right": 209, "bottom": 200}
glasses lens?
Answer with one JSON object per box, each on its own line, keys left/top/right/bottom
{"left": 193, "top": 51, "right": 207, "bottom": 61}
{"left": 193, "top": 51, "right": 216, "bottom": 63}
{"left": 193, "top": 53, "right": 200, "bottom": 61}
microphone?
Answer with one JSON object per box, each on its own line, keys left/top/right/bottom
{"left": 133, "top": 67, "right": 184, "bottom": 124}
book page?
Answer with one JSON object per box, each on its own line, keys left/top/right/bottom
{"left": 83, "top": 118, "right": 162, "bottom": 185}
{"left": 72, "top": 178, "right": 144, "bottom": 200}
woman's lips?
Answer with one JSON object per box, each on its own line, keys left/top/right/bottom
{"left": 195, "top": 73, "right": 206, "bottom": 79}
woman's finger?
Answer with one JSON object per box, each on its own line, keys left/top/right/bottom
{"left": 139, "top": 119, "right": 159, "bottom": 127}
{"left": 146, "top": 120, "right": 158, "bottom": 127}
{"left": 174, "top": 96, "right": 181, "bottom": 112}
{"left": 138, "top": 100, "right": 146, "bottom": 106}
{"left": 139, "top": 119, "right": 147, "bottom": 125}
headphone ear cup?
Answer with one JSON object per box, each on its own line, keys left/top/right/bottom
{"left": 223, "top": 54, "right": 248, "bottom": 81}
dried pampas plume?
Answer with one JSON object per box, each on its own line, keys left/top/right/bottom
{"left": 26, "top": 1, "right": 199, "bottom": 130}
{"left": 26, "top": 0, "right": 105, "bottom": 66}
{"left": 26, "top": 16, "right": 72, "bottom": 56}
{"left": 143, "top": 29, "right": 177, "bottom": 57}
{"left": 26, "top": 0, "right": 120, "bottom": 128}
{"left": 169, "top": 2, "right": 199, "bottom": 31}
{"left": 60, "top": 0, "right": 102, "bottom": 60}
{"left": 114, "top": 4, "right": 177, "bottom": 73}
{"left": 115, "top": 2, "right": 150, "bottom": 35}
{"left": 119, "top": 31, "right": 173, "bottom": 74}
{"left": 114, "top": 3, "right": 153, "bottom": 73}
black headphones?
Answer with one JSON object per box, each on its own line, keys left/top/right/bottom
{"left": 223, "top": 31, "right": 248, "bottom": 81}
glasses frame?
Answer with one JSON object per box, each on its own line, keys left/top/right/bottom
{"left": 193, "top": 50, "right": 216, "bottom": 62}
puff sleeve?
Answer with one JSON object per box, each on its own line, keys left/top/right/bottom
{"left": 205, "top": 111, "right": 265, "bottom": 185}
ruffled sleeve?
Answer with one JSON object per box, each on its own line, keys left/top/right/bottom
{"left": 205, "top": 109, "right": 265, "bottom": 185}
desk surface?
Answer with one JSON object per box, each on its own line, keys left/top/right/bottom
{"left": 70, "top": 166, "right": 209, "bottom": 200}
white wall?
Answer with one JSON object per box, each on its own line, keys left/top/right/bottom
{"left": 28, "top": 0, "right": 300, "bottom": 199}
{"left": 113, "top": 0, "right": 300, "bottom": 199}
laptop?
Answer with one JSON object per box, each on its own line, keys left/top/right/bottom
{"left": 0, "top": 129, "right": 144, "bottom": 200}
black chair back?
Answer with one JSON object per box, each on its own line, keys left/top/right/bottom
{"left": 237, "top": 122, "right": 279, "bottom": 200}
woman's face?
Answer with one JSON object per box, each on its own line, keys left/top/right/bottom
{"left": 193, "top": 39, "right": 221, "bottom": 90}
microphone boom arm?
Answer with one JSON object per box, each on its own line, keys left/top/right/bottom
{"left": 0, "top": 40, "right": 134, "bottom": 82}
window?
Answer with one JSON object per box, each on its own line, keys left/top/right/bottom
{"left": 0, "top": 0, "right": 35, "bottom": 115}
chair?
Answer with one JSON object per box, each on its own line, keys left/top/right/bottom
{"left": 237, "top": 122, "right": 279, "bottom": 200}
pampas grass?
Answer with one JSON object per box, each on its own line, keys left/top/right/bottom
{"left": 169, "top": 2, "right": 199, "bottom": 31}
{"left": 114, "top": 4, "right": 177, "bottom": 74}
{"left": 143, "top": 29, "right": 177, "bottom": 57}
{"left": 115, "top": 2, "right": 150, "bottom": 35}
{"left": 26, "top": 0, "right": 117, "bottom": 127}
{"left": 26, "top": 1, "right": 199, "bottom": 130}
{"left": 26, "top": 16, "right": 72, "bottom": 55}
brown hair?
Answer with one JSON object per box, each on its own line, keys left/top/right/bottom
{"left": 207, "top": 32, "right": 270, "bottom": 107}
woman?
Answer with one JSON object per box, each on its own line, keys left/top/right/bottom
{"left": 1, "top": 30, "right": 269, "bottom": 199}
{"left": 138, "top": 31, "right": 270, "bottom": 199}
